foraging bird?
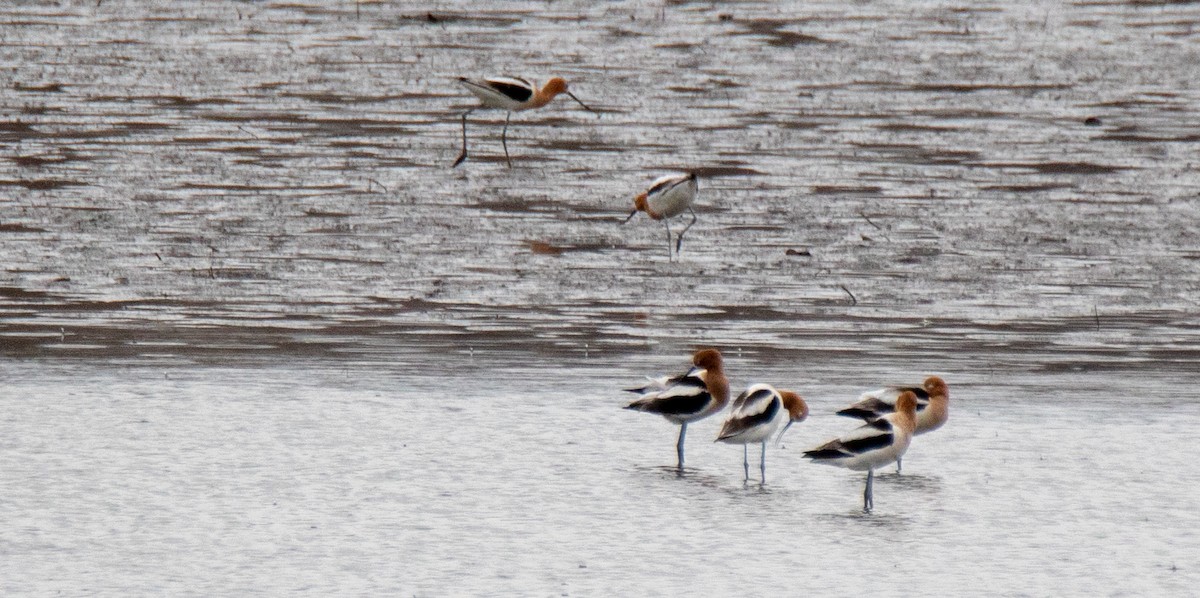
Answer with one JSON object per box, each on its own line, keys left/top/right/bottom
{"left": 716, "top": 384, "right": 808, "bottom": 483}
{"left": 835, "top": 376, "right": 949, "bottom": 472}
{"left": 452, "top": 76, "right": 595, "bottom": 168}
{"left": 624, "top": 348, "right": 730, "bottom": 471}
{"left": 623, "top": 172, "right": 699, "bottom": 261}
{"left": 804, "top": 391, "right": 918, "bottom": 512}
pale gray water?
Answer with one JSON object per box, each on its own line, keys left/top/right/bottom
{"left": 3, "top": 0, "right": 1200, "bottom": 595}
{"left": 2, "top": 360, "right": 1199, "bottom": 596}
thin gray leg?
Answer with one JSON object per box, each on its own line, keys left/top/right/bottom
{"left": 742, "top": 445, "right": 749, "bottom": 482}
{"left": 760, "top": 441, "right": 767, "bottom": 483}
{"left": 453, "top": 109, "right": 474, "bottom": 168}
{"left": 663, "top": 220, "right": 673, "bottom": 261}
{"left": 676, "top": 422, "right": 687, "bottom": 470}
{"left": 501, "top": 111, "right": 512, "bottom": 168}
{"left": 896, "top": 456, "right": 903, "bottom": 474}
{"left": 675, "top": 207, "right": 698, "bottom": 253}
{"left": 864, "top": 469, "right": 874, "bottom": 512}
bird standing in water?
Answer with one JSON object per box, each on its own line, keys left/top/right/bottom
{"left": 624, "top": 348, "right": 729, "bottom": 471}
{"left": 716, "top": 384, "right": 808, "bottom": 483}
{"left": 835, "top": 376, "right": 949, "bottom": 473}
{"left": 623, "top": 172, "right": 699, "bottom": 261}
{"left": 453, "top": 76, "right": 595, "bottom": 168}
{"left": 804, "top": 391, "right": 919, "bottom": 512}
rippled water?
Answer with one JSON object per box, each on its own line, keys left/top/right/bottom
{"left": 3, "top": 0, "right": 1200, "bottom": 595}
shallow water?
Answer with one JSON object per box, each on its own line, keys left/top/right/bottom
{"left": 3, "top": 360, "right": 1199, "bottom": 596}
{"left": 2, "top": 0, "right": 1200, "bottom": 595}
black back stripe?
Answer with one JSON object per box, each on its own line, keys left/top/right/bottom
{"left": 747, "top": 388, "right": 776, "bottom": 404}
{"left": 744, "top": 396, "right": 780, "bottom": 428}
{"left": 735, "top": 387, "right": 774, "bottom": 410}
{"left": 722, "top": 396, "right": 780, "bottom": 438}
{"left": 804, "top": 448, "right": 849, "bottom": 460}
{"left": 645, "top": 392, "right": 712, "bottom": 417}
{"left": 841, "top": 431, "right": 893, "bottom": 454}
{"left": 487, "top": 78, "right": 533, "bottom": 102}
{"left": 907, "top": 386, "right": 931, "bottom": 401}
{"left": 664, "top": 372, "right": 706, "bottom": 389}
{"left": 647, "top": 176, "right": 691, "bottom": 197}
{"left": 837, "top": 407, "right": 879, "bottom": 420}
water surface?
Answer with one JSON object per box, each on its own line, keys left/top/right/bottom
{"left": 2, "top": 0, "right": 1200, "bottom": 595}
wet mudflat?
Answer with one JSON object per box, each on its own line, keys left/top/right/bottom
{"left": 2, "top": 0, "right": 1200, "bottom": 595}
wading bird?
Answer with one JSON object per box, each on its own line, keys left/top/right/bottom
{"left": 716, "top": 384, "right": 808, "bottom": 483}
{"left": 804, "top": 391, "right": 918, "bottom": 512}
{"left": 452, "top": 76, "right": 595, "bottom": 168}
{"left": 623, "top": 172, "right": 699, "bottom": 261}
{"left": 835, "top": 376, "right": 949, "bottom": 472}
{"left": 624, "top": 348, "right": 729, "bottom": 470}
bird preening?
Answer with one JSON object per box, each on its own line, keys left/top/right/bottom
{"left": 452, "top": 75, "right": 596, "bottom": 168}
{"left": 834, "top": 376, "right": 950, "bottom": 473}
{"left": 623, "top": 348, "right": 729, "bottom": 471}
{"left": 715, "top": 384, "right": 808, "bottom": 484}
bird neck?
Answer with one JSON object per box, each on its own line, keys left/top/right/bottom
{"left": 926, "top": 392, "right": 949, "bottom": 420}
{"left": 528, "top": 89, "right": 556, "bottom": 109}
{"left": 706, "top": 372, "right": 730, "bottom": 407}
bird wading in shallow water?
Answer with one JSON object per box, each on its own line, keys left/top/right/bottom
{"left": 623, "top": 172, "right": 699, "bottom": 261}
{"left": 624, "top": 348, "right": 729, "bottom": 471}
{"left": 835, "top": 376, "right": 949, "bottom": 473}
{"left": 452, "top": 76, "right": 595, "bottom": 168}
{"left": 715, "top": 384, "right": 808, "bottom": 483}
{"left": 804, "top": 391, "right": 918, "bottom": 512}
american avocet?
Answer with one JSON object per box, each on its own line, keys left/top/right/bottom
{"left": 624, "top": 348, "right": 730, "bottom": 470}
{"left": 716, "top": 384, "right": 808, "bottom": 483}
{"left": 452, "top": 76, "right": 595, "bottom": 168}
{"left": 622, "top": 172, "right": 699, "bottom": 261}
{"left": 804, "top": 391, "right": 918, "bottom": 512}
{"left": 836, "top": 376, "right": 949, "bottom": 472}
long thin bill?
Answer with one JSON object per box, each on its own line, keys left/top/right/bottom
{"left": 622, "top": 209, "right": 638, "bottom": 223}
{"left": 566, "top": 91, "right": 596, "bottom": 113}
{"left": 774, "top": 421, "right": 794, "bottom": 447}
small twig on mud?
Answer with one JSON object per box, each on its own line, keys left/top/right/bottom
{"left": 859, "top": 211, "right": 882, "bottom": 230}
{"left": 368, "top": 178, "right": 389, "bottom": 193}
{"left": 840, "top": 285, "right": 857, "bottom": 306}
{"left": 237, "top": 126, "right": 260, "bottom": 140}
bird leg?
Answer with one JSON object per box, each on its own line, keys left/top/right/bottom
{"left": 864, "top": 469, "right": 874, "bottom": 513}
{"left": 675, "top": 206, "right": 698, "bottom": 253}
{"left": 896, "top": 457, "right": 903, "bottom": 474}
{"left": 676, "top": 422, "right": 687, "bottom": 470}
{"left": 760, "top": 441, "right": 768, "bottom": 484}
{"left": 452, "top": 109, "right": 474, "bottom": 168}
{"left": 501, "top": 111, "right": 512, "bottom": 168}
{"left": 664, "top": 219, "right": 674, "bottom": 262}
{"left": 742, "top": 445, "right": 749, "bottom": 482}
